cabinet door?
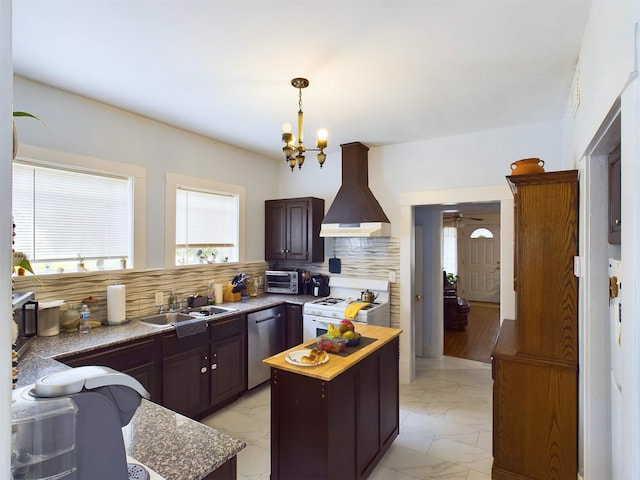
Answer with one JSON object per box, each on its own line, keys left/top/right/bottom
{"left": 285, "top": 304, "right": 303, "bottom": 348}
{"left": 162, "top": 333, "right": 210, "bottom": 418}
{"left": 265, "top": 200, "right": 287, "bottom": 260}
{"left": 356, "top": 352, "right": 380, "bottom": 477}
{"left": 608, "top": 144, "right": 621, "bottom": 244}
{"left": 210, "top": 314, "right": 246, "bottom": 408}
{"left": 60, "top": 337, "right": 159, "bottom": 401}
{"left": 379, "top": 338, "right": 399, "bottom": 448}
{"left": 210, "top": 334, "right": 245, "bottom": 407}
{"left": 285, "top": 199, "right": 310, "bottom": 261}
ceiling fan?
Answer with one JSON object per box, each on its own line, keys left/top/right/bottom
{"left": 442, "top": 212, "right": 485, "bottom": 226}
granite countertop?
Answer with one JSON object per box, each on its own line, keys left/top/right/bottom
{"left": 262, "top": 324, "right": 403, "bottom": 381}
{"left": 16, "top": 293, "right": 313, "bottom": 480}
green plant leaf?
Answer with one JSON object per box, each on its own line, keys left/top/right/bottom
{"left": 13, "top": 111, "right": 46, "bottom": 126}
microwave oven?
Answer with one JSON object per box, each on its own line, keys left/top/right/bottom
{"left": 265, "top": 270, "right": 299, "bottom": 295}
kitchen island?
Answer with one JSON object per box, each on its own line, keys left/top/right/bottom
{"left": 263, "top": 324, "right": 402, "bottom": 480}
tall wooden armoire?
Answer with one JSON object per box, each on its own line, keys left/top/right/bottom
{"left": 491, "top": 170, "right": 579, "bottom": 479}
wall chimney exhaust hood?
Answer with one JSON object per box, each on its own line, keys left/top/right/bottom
{"left": 320, "top": 142, "right": 391, "bottom": 237}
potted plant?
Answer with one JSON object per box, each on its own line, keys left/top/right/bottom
{"left": 12, "top": 111, "right": 43, "bottom": 160}
{"left": 446, "top": 272, "right": 459, "bottom": 287}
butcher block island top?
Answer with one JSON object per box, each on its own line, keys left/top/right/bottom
{"left": 264, "top": 324, "right": 403, "bottom": 480}
{"left": 262, "top": 324, "right": 402, "bottom": 380}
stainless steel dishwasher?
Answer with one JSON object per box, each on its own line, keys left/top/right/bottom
{"left": 247, "top": 305, "right": 286, "bottom": 389}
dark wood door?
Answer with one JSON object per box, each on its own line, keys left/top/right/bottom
{"left": 284, "top": 199, "right": 309, "bottom": 261}
{"left": 162, "top": 333, "right": 210, "bottom": 418}
{"left": 379, "top": 338, "right": 400, "bottom": 448}
{"left": 210, "top": 334, "right": 245, "bottom": 407}
{"left": 285, "top": 303, "right": 303, "bottom": 348}
{"left": 356, "top": 353, "right": 380, "bottom": 477}
{"left": 59, "top": 337, "right": 160, "bottom": 401}
{"left": 265, "top": 200, "right": 287, "bottom": 260}
{"left": 608, "top": 143, "right": 621, "bottom": 244}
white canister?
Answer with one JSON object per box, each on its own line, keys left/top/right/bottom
{"left": 37, "top": 300, "right": 65, "bottom": 337}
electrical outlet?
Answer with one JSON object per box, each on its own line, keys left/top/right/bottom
{"left": 154, "top": 292, "right": 163, "bottom": 306}
{"left": 388, "top": 270, "right": 396, "bottom": 283}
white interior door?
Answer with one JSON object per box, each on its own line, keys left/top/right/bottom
{"left": 461, "top": 224, "right": 500, "bottom": 303}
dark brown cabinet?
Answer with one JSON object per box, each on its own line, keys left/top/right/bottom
{"left": 60, "top": 337, "right": 160, "bottom": 401}
{"left": 162, "top": 313, "right": 246, "bottom": 419}
{"left": 608, "top": 143, "right": 621, "bottom": 244}
{"left": 492, "top": 171, "right": 578, "bottom": 480}
{"left": 162, "top": 331, "right": 211, "bottom": 418}
{"left": 285, "top": 303, "right": 303, "bottom": 348}
{"left": 210, "top": 314, "right": 247, "bottom": 408}
{"left": 265, "top": 197, "right": 324, "bottom": 263}
{"left": 270, "top": 336, "right": 399, "bottom": 480}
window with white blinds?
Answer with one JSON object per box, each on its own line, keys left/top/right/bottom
{"left": 12, "top": 162, "right": 132, "bottom": 273}
{"left": 175, "top": 187, "right": 239, "bottom": 265}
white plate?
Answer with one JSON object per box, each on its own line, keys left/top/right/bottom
{"left": 285, "top": 349, "right": 329, "bottom": 367}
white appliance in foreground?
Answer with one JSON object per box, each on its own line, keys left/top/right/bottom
{"left": 609, "top": 258, "right": 623, "bottom": 480}
{"left": 302, "top": 276, "right": 390, "bottom": 341}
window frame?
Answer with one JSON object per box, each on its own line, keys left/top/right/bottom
{"left": 14, "top": 144, "right": 147, "bottom": 271}
{"left": 165, "top": 172, "right": 246, "bottom": 267}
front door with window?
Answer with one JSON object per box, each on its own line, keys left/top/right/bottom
{"left": 461, "top": 224, "right": 500, "bottom": 303}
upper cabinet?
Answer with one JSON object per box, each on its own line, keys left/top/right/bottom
{"left": 608, "top": 143, "right": 621, "bottom": 244}
{"left": 265, "top": 197, "right": 325, "bottom": 263}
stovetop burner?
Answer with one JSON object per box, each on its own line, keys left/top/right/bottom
{"left": 313, "top": 297, "right": 346, "bottom": 306}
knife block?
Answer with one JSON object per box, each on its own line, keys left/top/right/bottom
{"left": 223, "top": 284, "right": 241, "bottom": 302}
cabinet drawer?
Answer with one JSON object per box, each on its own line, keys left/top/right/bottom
{"left": 210, "top": 314, "right": 245, "bottom": 341}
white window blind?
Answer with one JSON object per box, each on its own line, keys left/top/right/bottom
{"left": 176, "top": 187, "right": 237, "bottom": 248}
{"left": 12, "top": 163, "right": 131, "bottom": 266}
{"left": 442, "top": 225, "right": 458, "bottom": 275}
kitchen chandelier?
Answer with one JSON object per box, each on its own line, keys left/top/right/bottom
{"left": 281, "top": 77, "right": 328, "bottom": 171}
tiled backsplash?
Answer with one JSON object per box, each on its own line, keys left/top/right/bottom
{"left": 13, "top": 261, "right": 270, "bottom": 324}
{"left": 14, "top": 237, "right": 400, "bottom": 328}
{"left": 276, "top": 236, "right": 401, "bottom": 328}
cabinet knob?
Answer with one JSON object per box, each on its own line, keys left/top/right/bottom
{"left": 615, "top": 218, "right": 621, "bottom": 225}
{"left": 211, "top": 364, "right": 217, "bottom": 370}
{"left": 200, "top": 367, "right": 207, "bottom": 374}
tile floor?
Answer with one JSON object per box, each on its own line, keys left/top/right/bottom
{"left": 201, "top": 355, "right": 493, "bottom": 480}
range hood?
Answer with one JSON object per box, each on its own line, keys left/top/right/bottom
{"left": 320, "top": 142, "right": 390, "bottom": 237}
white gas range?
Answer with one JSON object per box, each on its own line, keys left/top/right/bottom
{"left": 302, "top": 276, "right": 390, "bottom": 341}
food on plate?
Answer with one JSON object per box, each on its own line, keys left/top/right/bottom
{"left": 300, "top": 348, "right": 327, "bottom": 364}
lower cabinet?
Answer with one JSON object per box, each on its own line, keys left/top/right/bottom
{"left": 285, "top": 303, "right": 303, "bottom": 348}
{"left": 210, "top": 315, "right": 247, "bottom": 408}
{"left": 162, "top": 313, "right": 246, "bottom": 419}
{"left": 59, "top": 336, "right": 160, "bottom": 401}
{"left": 270, "top": 336, "right": 399, "bottom": 480}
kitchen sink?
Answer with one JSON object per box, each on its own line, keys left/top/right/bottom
{"left": 140, "top": 306, "right": 238, "bottom": 327}
{"left": 140, "top": 312, "right": 197, "bottom": 326}
{"left": 182, "top": 306, "right": 238, "bottom": 317}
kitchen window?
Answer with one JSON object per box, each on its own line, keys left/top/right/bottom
{"left": 166, "top": 173, "right": 245, "bottom": 266}
{"left": 12, "top": 145, "right": 146, "bottom": 274}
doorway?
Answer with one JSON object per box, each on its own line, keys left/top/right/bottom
{"left": 441, "top": 204, "right": 501, "bottom": 363}
{"left": 398, "top": 185, "right": 514, "bottom": 385}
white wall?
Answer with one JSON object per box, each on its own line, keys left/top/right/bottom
{"left": 562, "top": 1, "right": 640, "bottom": 478}
{"left": 1, "top": 0, "right": 13, "bottom": 474}
{"left": 12, "top": 76, "right": 282, "bottom": 266}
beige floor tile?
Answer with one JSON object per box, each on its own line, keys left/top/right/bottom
{"left": 201, "top": 355, "right": 493, "bottom": 479}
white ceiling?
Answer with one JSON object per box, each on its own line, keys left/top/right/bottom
{"left": 12, "top": 0, "right": 591, "bottom": 160}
